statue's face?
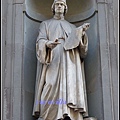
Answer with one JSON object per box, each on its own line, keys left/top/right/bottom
{"left": 54, "top": 1, "right": 65, "bottom": 14}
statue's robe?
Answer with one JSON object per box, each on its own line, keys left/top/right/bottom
{"left": 32, "top": 18, "right": 88, "bottom": 120}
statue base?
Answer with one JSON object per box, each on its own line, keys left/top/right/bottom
{"left": 37, "top": 116, "right": 97, "bottom": 120}
{"left": 83, "top": 117, "right": 97, "bottom": 120}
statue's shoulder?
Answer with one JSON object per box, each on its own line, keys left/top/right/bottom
{"left": 41, "top": 18, "right": 54, "bottom": 24}
{"left": 64, "top": 20, "right": 76, "bottom": 28}
{"left": 39, "top": 19, "right": 56, "bottom": 28}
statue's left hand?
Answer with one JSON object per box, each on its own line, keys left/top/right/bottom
{"left": 82, "top": 23, "right": 90, "bottom": 31}
{"left": 82, "top": 23, "right": 90, "bottom": 36}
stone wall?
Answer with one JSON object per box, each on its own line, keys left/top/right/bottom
{"left": 2, "top": 0, "right": 118, "bottom": 120}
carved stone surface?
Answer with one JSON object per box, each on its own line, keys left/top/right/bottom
{"left": 32, "top": 0, "right": 90, "bottom": 120}
{"left": 2, "top": 0, "right": 118, "bottom": 120}
{"left": 84, "top": 117, "right": 97, "bottom": 120}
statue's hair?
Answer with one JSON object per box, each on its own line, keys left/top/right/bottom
{"left": 51, "top": 2, "right": 68, "bottom": 16}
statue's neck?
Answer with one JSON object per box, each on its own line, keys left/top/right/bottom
{"left": 54, "top": 13, "right": 64, "bottom": 20}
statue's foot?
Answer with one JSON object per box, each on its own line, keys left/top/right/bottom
{"left": 63, "top": 116, "right": 71, "bottom": 120}
{"left": 57, "top": 116, "right": 71, "bottom": 120}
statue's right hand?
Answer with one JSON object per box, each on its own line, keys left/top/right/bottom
{"left": 46, "top": 39, "right": 61, "bottom": 49}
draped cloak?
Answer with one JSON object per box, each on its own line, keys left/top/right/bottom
{"left": 32, "top": 18, "right": 88, "bottom": 120}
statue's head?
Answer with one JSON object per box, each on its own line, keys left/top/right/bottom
{"left": 51, "top": 0, "right": 68, "bottom": 16}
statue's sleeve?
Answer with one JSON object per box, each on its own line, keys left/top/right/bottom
{"left": 79, "top": 33, "right": 88, "bottom": 58}
{"left": 36, "top": 22, "right": 52, "bottom": 64}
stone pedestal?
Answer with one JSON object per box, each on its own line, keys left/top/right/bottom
{"left": 84, "top": 117, "right": 97, "bottom": 120}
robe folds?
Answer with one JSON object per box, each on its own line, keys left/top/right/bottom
{"left": 32, "top": 18, "right": 88, "bottom": 120}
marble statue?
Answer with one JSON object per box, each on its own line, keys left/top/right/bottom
{"left": 32, "top": 0, "right": 91, "bottom": 120}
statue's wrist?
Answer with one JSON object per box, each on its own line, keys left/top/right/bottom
{"left": 45, "top": 41, "right": 50, "bottom": 48}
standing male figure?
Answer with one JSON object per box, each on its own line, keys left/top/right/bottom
{"left": 32, "top": 0, "right": 90, "bottom": 120}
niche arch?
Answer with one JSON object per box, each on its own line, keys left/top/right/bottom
{"left": 25, "top": 0, "right": 96, "bottom": 22}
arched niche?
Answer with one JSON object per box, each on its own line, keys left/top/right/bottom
{"left": 25, "top": 0, "right": 96, "bottom": 22}
{"left": 23, "top": 0, "right": 103, "bottom": 120}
